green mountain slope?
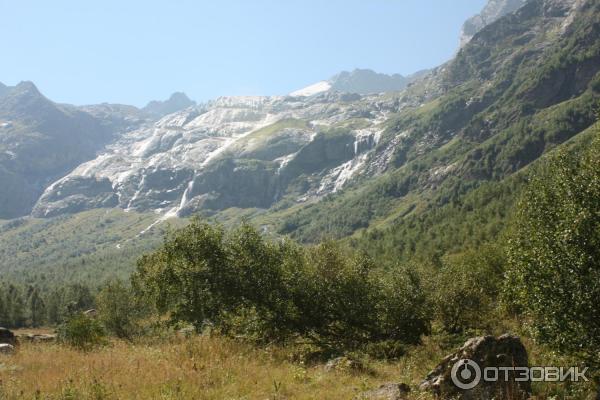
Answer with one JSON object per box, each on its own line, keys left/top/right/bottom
{"left": 274, "top": 0, "right": 600, "bottom": 246}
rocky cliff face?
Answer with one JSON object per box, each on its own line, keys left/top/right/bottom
{"left": 33, "top": 92, "right": 391, "bottom": 219}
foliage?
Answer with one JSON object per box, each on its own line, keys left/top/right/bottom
{"left": 96, "top": 280, "right": 145, "bottom": 339}
{"left": 429, "top": 245, "right": 504, "bottom": 333}
{"left": 133, "top": 220, "right": 430, "bottom": 352}
{"left": 504, "top": 134, "right": 600, "bottom": 365}
{"left": 58, "top": 314, "right": 107, "bottom": 351}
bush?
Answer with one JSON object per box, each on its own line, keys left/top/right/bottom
{"left": 58, "top": 314, "right": 106, "bottom": 350}
{"left": 429, "top": 245, "right": 504, "bottom": 333}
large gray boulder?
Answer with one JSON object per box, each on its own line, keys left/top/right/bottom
{"left": 420, "top": 334, "right": 531, "bottom": 400}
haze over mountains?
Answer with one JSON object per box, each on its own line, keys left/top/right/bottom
{"left": 1, "top": 0, "right": 598, "bottom": 282}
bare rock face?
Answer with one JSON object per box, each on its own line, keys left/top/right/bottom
{"left": 357, "top": 383, "right": 411, "bottom": 400}
{"left": 0, "top": 327, "right": 16, "bottom": 345}
{"left": 420, "top": 334, "right": 531, "bottom": 400}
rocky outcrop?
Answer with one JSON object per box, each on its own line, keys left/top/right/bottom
{"left": 420, "top": 335, "right": 531, "bottom": 400}
{"left": 32, "top": 176, "right": 118, "bottom": 217}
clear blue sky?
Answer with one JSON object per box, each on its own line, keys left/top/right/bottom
{"left": 0, "top": 0, "right": 487, "bottom": 107}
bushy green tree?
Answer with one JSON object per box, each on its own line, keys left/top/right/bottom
{"left": 505, "top": 134, "right": 600, "bottom": 364}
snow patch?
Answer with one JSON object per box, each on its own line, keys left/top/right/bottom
{"left": 290, "top": 81, "right": 331, "bottom": 97}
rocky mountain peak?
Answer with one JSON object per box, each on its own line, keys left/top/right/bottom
{"left": 460, "top": 0, "right": 528, "bottom": 47}
{"left": 0, "top": 81, "right": 55, "bottom": 120}
{"left": 143, "top": 92, "right": 196, "bottom": 118}
{"left": 329, "top": 69, "right": 409, "bottom": 94}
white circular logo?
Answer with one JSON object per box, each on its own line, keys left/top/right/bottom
{"left": 451, "top": 359, "right": 481, "bottom": 390}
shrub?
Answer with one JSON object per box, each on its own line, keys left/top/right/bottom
{"left": 58, "top": 314, "right": 106, "bottom": 351}
{"left": 430, "top": 245, "right": 504, "bottom": 333}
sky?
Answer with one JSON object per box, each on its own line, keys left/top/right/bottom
{"left": 0, "top": 0, "right": 487, "bottom": 107}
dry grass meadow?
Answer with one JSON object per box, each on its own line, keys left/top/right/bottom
{"left": 0, "top": 333, "right": 442, "bottom": 400}
{"left": 0, "top": 326, "right": 594, "bottom": 399}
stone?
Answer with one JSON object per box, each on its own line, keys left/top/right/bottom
{"left": 357, "top": 383, "right": 411, "bottom": 400}
{"left": 420, "top": 334, "right": 530, "bottom": 400}
{"left": 325, "top": 356, "right": 364, "bottom": 372}
{"left": 0, "top": 343, "right": 15, "bottom": 355}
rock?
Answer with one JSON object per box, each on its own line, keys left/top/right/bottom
{"left": 325, "top": 356, "right": 364, "bottom": 372}
{"left": 357, "top": 383, "right": 411, "bottom": 400}
{"left": 34, "top": 334, "right": 57, "bottom": 343}
{"left": 0, "top": 343, "right": 15, "bottom": 355}
{"left": 83, "top": 309, "right": 98, "bottom": 318}
{"left": 420, "top": 334, "right": 530, "bottom": 400}
{"left": 177, "top": 327, "right": 196, "bottom": 338}
{"left": 0, "top": 327, "right": 16, "bottom": 345}
{"left": 17, "top": 333, "right": 57, "bottom": 343}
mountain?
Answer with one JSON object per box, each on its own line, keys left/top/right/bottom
{"left": 142, "top": 92, "right": 196, "bottom": 118}
{"left": 460, "top": 0, "right": 528, "bottom": 46}
{"left": 0, "top": 82, "right": 9, "bottom": 98}
{"left": 278, "top": 0, "right": 600, "bottom": 246}
{"left": 0, "top": 82, "right": 143, "bottom": 219}
{"left": 32, "top": 92, "right": 390, "bottom": 218}
{"left": 1, "top": 0, "right": 599, "bottom": 282}
{"left": 291, "top": 68, "right": 429, "bottom": 97}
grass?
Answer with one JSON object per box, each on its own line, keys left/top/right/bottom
{"left": 1, "top": 324, "right": 595, "bottom": 399}
{"left": 0, "top": 209, "right": 186, "bottom": 285}
{"left": 0, "top": 334, "right": 442, "bottom": 400}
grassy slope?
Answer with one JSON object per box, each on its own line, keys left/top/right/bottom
{"left": 0, "top": 209, "right": 187, "bottom": 285}
{"left": 268, "top": 0, "right": 600, "bottom": 246}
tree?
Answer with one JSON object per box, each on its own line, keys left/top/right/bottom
{"left": 505, "top": 134, "right": 600, "bottom": 365}
{"left": 27, "top": 286, "right": 46, "bottom": 327}
{"left": 96, "top": 280, "right": 143, "bottom": 339}
{"left": 133, "top": 220, "right": 431, "bottom": 352}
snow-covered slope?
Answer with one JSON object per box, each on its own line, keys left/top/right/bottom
{"left": 290, "top": 81, "right": 332, "bottom": 97}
